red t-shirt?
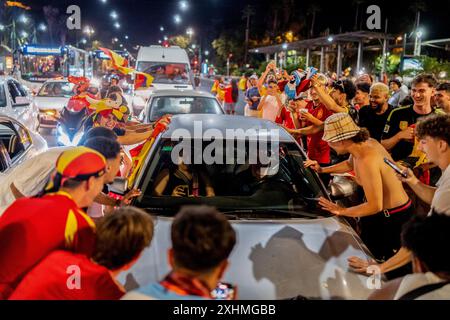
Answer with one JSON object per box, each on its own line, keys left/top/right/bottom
{"left": 305, "top": 101, "right": 334, "bottom": 164}
{"left": 67, "top": 93, "right": 96, "bottom": 112}
{"left": 9, "top": 251, "right": 124, "bottom": 300}
{"left": 0, "top": 192, "right": 96, "bottom": 299}
{"left": 275, "top": 106, "right": 296, "bottom": 129}
{"left": 224, "top": 86, "right": 233, "bottom": 103}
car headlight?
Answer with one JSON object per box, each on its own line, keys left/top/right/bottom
{"left": 72, "top": 131, "right": 83, "bottom": 146}
{"left": 57, "top": 129, "right": 71, "bottom": 146}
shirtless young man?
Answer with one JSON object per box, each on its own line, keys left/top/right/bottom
{"left": 304, "top": 113, "right": 413, "bottom": 263}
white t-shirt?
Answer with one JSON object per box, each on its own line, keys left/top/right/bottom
{"left": 394, "top": 272, "right": 450, "bottom": 300}
{"left": 0, "top": 147, "right": 71, "bottom": 216}
{"left": 431, "top": 165, "right": 450, "bottom": 216}
{"left": 261, "top": 95, "right": 280, "bottom": 122}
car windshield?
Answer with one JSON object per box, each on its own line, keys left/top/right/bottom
{"left": 149, "top": 96, "right": 223, "bottom": 121}
{"left": 38, "top": 82, "right": 74, "bottom": 97}
{"left": 136, "top": 62, "right": 190, "bottom": 85}
{"left": 133, "top": 139, "right": 328, "bottom": 219}
{"left": 0, "top": 84, "right": 6, "bottom": 108}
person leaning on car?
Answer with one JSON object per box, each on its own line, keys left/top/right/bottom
{"left": 304, "top": 113, "right": 413, "bottom": 275}
{"left": 349, "top": 113, "right": 450, "bottom": 276}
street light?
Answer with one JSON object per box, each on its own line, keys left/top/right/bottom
{"left": 0, "top": 24, "right": 6, "bottom": 31}
{"left": 113, "top": 37, "right": 119, "bottom": 42}
{"left": 282, "top": 43, "right": 288, "bottom": 50}
{"left": 174, "top": 15, "right": 181, "bottom": 24}
{"left": 158, "top": 40, "right": 162, "bottom": 44}
{"left": 179, "top": 1, "right": 188, "bottom": 11}
{"left": 204, "top": 50, "right": 209, "bottom": 56}
{"left": 21, "top": 31, "right": 28, "bottom": 38}
{"left": 125, "top": 35, "right": 129, "bottom": 39}
{"left": 186, "top": 28, "right": 194, "bottom": 36}
{"left": 81, "top": 38, "right": 87, "bottom": 44}
{"left": 164, "top": 36, "right": 168, "bottom": 41}
{"left": 20, "top": 15, "right": 28, "bottom": 24}
{"left": 160, "top": 26, "right": 164, "bottom": 32}
{"left": 83, "top": 26, "right": 95, "bottom": 37}
{"left": 110, "top": 11, "right": 118, "bottom": 19}
{"left": 327, "top": 36, "right": 334, "bottom": 42}
{"left": 114, "top": 22, "right": 121, "bottom": 29}
{"left": 100, "top": 0, "right": 107, "bottom": 3}
{"left": 38, "top": 23, "right": 47, "bottom": 31}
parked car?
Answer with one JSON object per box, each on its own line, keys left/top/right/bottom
{"left": 0, "top": 114, "right": 47, "bottom": 175}
{"left": 115, "top": 114, "right": 378, "bottom": 300}
{"left": 138, "top": 89, "right": 224, "bottom": 123}
{"left": 34, "top": 79, "right": 75, "bottom": 129}
{"left": 0, "top": 76, "right": 39, "bottom": 132}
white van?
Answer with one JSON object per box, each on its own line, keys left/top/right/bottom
{"left": 132, "top": 45, "right": 195, "bottom": 115}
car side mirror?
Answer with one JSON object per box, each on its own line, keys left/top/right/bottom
{"left": 329, "top": 175, "right": 358, "bottom": 200}
{"left": 108, "top": 177, "right": 128, "bottom": 195}
{"left": 13, "top": 96, "right": 30, "bottom": 107}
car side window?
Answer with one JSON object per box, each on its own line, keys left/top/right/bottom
{"left": 13, "top": 122, "right": 32, "bottom": 151}
{"left": 7, "top": 81, "right": 20, "bottom": 103}
{"left": 13, "top": 81, "right": 28, "bottom": 97}
{"left": 0, "top": 85, "right": 7, "bottom": 108}
{"left": 0, "top": 121, "right": 28, "bottom": 164}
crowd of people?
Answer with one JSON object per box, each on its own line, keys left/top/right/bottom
{"left": 210, "top": 65, "right": 450, "bottom": 299}
{"left": 0, "top": 61, "right": 449, "bottom": 300}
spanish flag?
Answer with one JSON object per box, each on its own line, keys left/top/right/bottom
{"left": 99, "top": 47, "right": 134, "bottom": 75}
{"left": 6, "top": 1, "right": 31, "bottom": 10}
{"left": 134, "top": 71, "right": 154, "bottom": 90}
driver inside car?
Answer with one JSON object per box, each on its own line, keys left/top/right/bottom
{"left": 153, "top": 155, "right": 215, "bottom": 197}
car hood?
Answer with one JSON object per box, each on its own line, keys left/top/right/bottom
{"left": 118, "top": 215, "right": 380, "bottom": 300}
{"left": 34, "top": 97, "right": 70, "bottom": 111}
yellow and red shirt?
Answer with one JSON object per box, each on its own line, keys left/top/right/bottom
{"left": 0, "top": 192, "right": 96, "bottom": 299}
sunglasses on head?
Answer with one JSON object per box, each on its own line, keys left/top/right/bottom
{"left": 333, "top": 80, "right": 346, "bottom": 94}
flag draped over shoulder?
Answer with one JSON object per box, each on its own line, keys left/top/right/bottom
{"left": 99, "top": 47, "right": 154, "bottom": 90}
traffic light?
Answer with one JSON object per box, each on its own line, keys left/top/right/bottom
{"left": 162, "top": 40, "right": 170, "bottom": 48}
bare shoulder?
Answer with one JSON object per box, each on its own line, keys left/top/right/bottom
{"left": 368, "top": 277, "right": 404, "bottom": 300}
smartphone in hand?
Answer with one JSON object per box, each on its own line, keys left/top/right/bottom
{"left": 384, "top": 158, "right": 408, "bottom": 178}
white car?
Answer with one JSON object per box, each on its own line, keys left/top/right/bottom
{"left": 138, "top": 89, "right": 224, "bottom": 123}
{"left": 0, "top": 76, "right": 39, "bottom": 132}
{"left": 0, "top": 114, "right": 47, "bottom": 175}
{"left": 34, "top": 79, "right": 75, "bottom": 129}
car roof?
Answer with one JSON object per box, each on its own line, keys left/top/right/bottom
{"left": 150, "top": 89, "right": 215, "bottom": 98}
{"left": 161, "top": 114, "right": 297, "bottom": 143}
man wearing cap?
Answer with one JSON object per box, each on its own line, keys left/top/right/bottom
{"left": 0, "top": 147, "right": 107, "bottom": 299}
{"left": 304, "top": 113, "right": 413, "bottom": 265}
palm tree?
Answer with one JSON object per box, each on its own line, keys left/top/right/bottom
{"left": 409, "top": 1, "right": 426, "bottom": 31}
{"left": 242, "top": 5, "right": 255, "bottom": 64}
{"left": 352, "top": 0, "right": 365, "bottom": 31}
{"left": 307, "top": 4, "right": 321, "bottom": 38}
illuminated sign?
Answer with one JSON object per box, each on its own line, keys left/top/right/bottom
{"left": 94, "top": 50, "right": 128, "bottom": 60}
{"left": 22, "top": 45, "right": 64, "bottom": 56}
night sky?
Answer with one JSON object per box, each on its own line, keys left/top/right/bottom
{"left": 12, "top": 0, "right": 450, "bottom": 53}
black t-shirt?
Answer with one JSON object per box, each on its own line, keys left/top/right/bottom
{"left": 358, "top": 104, "right": 393, "bottom": 142}
{"left": 381, "top": 105, "right": 441, "bottom": 163}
